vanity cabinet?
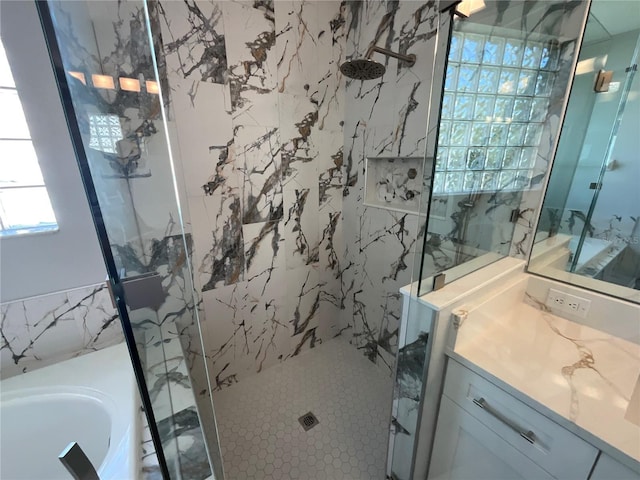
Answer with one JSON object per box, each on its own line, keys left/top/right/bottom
{"left": 429, "top": 360, "right": 603, "bottom": 480}
{"left": 429, "top": 395, "right": 554, "bottom": 480}
{"left": 590, "top": 453, "right": 639, "bottom": 480}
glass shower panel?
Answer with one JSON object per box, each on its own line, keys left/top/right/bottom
{"left": 388, "top": 8, "right": 447, "bottom": 480}
{"left": 39, "top": 1, "right": 222, "bottom": 478}
{"left": 416, "top": 1, "right": 589, "bottom": 296}
{"left": 392, "top": 1, "right": 588, "bottom": 479}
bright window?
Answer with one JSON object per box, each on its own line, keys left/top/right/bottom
{"left": 433, "top": 32, "right": 559, "bottom": 194}
{"left": 0, "top": 39, "right": 57, "bottom": 236}
{"left": 88, "top": 114, "right": 123, "bottom": 154}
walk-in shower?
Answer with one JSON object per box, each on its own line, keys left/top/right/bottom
{"left": 0, "top": 0, "right": 591, "bottom": 479}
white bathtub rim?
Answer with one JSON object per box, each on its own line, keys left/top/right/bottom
{"left": 2, "top": 386, "right": 123, "bottom": 476}
{"left": 0, "top": 342, "right": 139, "bottom": 480}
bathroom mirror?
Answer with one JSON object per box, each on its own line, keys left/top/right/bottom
{"left": 529, "top": 0, "right": 640, "bottom": 303}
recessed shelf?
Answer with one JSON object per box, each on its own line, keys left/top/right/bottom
{"left": 364, "top": 156, "right": 424, "bottom": 214}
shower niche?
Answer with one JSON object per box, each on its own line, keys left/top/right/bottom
{"left": 364, "top": 156, "right": 424, "bottom": 214}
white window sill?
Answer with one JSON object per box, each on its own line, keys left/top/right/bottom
{"left": 0, "top": 224, "right": 59, "bottom": 238}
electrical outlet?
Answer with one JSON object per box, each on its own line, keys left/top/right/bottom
{"left": 545, "top": 288, "right": 591, "bottom": 318}
{"left": 546, "top": 288, "right": 566, "bottom": 309}
{"left": 565, "top": 293, "right": 591, "bottom": 318}
{"left": 566, "top": 299, "right": 580, "bottom": 312}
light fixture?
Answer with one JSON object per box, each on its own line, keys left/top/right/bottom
{"left": 455, "top": 0, "right": 486, "bottom": 18}
{"left": 68, "top": 71, "right": 86, "bottom": 85}
{"left": 145, "top": 80, "right": 159, "bottom": 94}
{"left": 119, "top": 77, "right": 141, "bottom": 92}
{"left": 594, "top": 69, "right": 613, "bottom": 93}
{"left": 92, "top": 74, "right": 115, "bottom": 90}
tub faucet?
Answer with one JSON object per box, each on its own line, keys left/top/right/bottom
{"left": 58, "top": 442, "right": 100, "bottom": 480}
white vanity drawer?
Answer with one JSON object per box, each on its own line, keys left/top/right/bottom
{"left": 443, "top": 359, "right": 598, "bottom": 480}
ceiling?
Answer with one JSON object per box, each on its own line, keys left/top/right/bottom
{"left": 585, "top": 0, "right": 640, "bottom": 44}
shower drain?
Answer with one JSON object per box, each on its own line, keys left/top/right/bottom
{"left": 298, "top": 411, "right": 319, "bottom": 431}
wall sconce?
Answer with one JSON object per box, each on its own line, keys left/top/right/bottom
{"left": 92, "top": 74, "right": 115, "bottom": 90}
{"left": 145, "top": 80, "right": 159, "bottom": 94}
{"left": 594, "top": 69, "right": 613, "bottom": 92}
{"left": 119, "top": 77, "right": 141, "bottom": 92}
{"left": 455, "top": 0, "right": 486, "bottom": 18}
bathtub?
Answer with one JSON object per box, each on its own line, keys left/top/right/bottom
{"left": 569, "top": 235, "right": 613, "bottom": 270}
{"left": 0, "top": 342, "right": 139, "bottom": 480}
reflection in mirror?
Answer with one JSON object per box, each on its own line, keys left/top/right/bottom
{"left": 529, "top": 0, "right": 640, "bottom": 303}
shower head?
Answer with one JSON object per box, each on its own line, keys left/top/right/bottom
{"left": 340, "top": 45, "right": 416, "bottom": 80}
{"left": 340, "top": 58, "right": 386, "bottom": 80}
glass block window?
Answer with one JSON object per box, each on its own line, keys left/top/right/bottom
{"left": 0, "top": 39, "right": 57, "bottom": 236}
{"left": 434, "top": 31, "right": 559, "bottom": 194}
{"left": 88, "top": 114, "right": 123, "bottom": 154}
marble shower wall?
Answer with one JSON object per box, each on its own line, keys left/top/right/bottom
{"left": 158, "top": 0, "right": 347, "bottom": 389}
{"left": 340, "top": 0, "right": 440, "bottom": 374}
{"left": 0, "top": 284, "right": 123, "bottom": 379}
{"left": 339, "top": 0, "right": 589, "bottom": 376}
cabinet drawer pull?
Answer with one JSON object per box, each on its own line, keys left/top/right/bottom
{"left": 472, "top": 397, "right": 536, "bottom": 445}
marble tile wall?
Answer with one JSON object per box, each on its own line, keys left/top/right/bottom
{"left": 20, "top": 0, "right": 586, "bottom": 400}
{"left": 158, "top": 0, "right": 347, "bottom": 388}
{"left": 339, "top": 0, "right": 440, "bottom": 375}
{"left": 0, "top": 284, "right": 123, "bottom": 379}
{"left": 340, "top": 0, "right": 588, "bottom": 378}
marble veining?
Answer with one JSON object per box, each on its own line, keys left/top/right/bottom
{"left": 39, "top": 0, "right": 588, "bottom": 422}
{"left": 365, "top": 156, "right": 423, "bottom": 213}
{"left": 159, "top": 0, "right": 347, "bottom": 388}
{"left": 395, "top": 332, "right": 429, "bottom": 403}
{"left": 158, "top": 0, "right": 227, "bottom": 87}
{"left": 0, "top": 284, "right": 123, "bottom": 379}
{"left": 340, "top": 0, "right": 440, "bottom": 375}
{"left": 157, "top": 406, "right": 212, "bottom": 479}
{"left": 540, "top": 207, "right": 640, "bottom": 286}
{"left": 50, "top": 0, "right": 167, "bottom": 180}
{"left": 507, "top": 4, "right": 586, "bottom": 259}
{"left": 140, "top": 406, "right": 213, "bottom": 480}
{"left": 453, "top": 278, "right": 640, "bottom": 463}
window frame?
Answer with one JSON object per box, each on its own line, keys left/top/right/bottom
{"left": 0, "top": 39, "right": 58, "bottom": 237}
{"left": 0, "top": 0, "right": 106, "bottom": 302}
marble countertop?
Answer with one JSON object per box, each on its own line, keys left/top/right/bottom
{"left": 450, "top": 292, "right": 640, "bottom": 469}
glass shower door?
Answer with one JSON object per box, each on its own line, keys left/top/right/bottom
{"left": 37, "top": 1, "right": 222, "bottom": 478}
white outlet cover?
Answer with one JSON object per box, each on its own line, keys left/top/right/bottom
{"left": 545, "top": 288, "right": 591, "bottom": 319}
{"left": 546, "top": 288, "right": 566, "bottom": 309}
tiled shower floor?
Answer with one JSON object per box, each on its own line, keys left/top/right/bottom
{"left": 212, "top": 338, "right": 394, "bottom": 479}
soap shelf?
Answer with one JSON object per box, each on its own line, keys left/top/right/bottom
{"left": 364, "top": 156, "right": 424, "bottom": 214}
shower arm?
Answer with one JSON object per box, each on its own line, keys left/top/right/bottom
{"left": 365, "top": 45, "right": 416, "bottom": 66}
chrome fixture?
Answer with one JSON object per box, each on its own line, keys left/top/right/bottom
{"left": 58, "top": 442, "right": 100, "bottom": 480}
{"left": 340, "top": 44, "right": 416, "bottom": 80}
